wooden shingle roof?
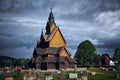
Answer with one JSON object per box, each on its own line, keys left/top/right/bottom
{"left": 35, "top": 47, "right": 64, "bottom": 55}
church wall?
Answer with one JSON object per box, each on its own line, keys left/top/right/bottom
{"left": 60, "top": 49, "right": 69, "bottom": 57}
{"left": 50, "top": 29, "right": 66, "bottom": 47}
{"left": 59, "top": 62, "right": 65, "bottom": 69}
{"left": 47, "top": 62, "right": 56, "bottom": 69}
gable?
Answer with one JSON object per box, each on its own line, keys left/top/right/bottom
{"left": 60, "top": 48, "right": 70, "bottom": 57}
{"left": 49, "top": 28, "right": 66, "bottom": 47}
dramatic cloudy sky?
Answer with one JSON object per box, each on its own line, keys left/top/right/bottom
{"left": 0, "top": 0, "right": 120, "bottom": 58}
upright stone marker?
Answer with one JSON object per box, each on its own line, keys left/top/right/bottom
{"left": 116, "top": 73, "right": 120, "bottom": 80}
{"left": 69, "top": 73, "right": 78, "bottom": 79}
{"left": 82, "top": 71, "right": 88, "bottom": 80}
{"left": 59, "top": 75, "right": 66, "bottom": 80}
{"left": 5, "top": 77, "right": 13, "bottom": 80}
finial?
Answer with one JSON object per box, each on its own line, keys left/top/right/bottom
{"left": 50, "top": 0, "right": 53, "bottom": 11}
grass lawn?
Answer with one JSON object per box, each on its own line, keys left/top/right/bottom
{"left": 88, "top": 73, "right": 116, "bottom": 80}
{"left": 88, "top": 67, "right": 117, "bottom": 80}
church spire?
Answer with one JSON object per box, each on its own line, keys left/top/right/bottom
{"left": 48, "top": 2, "right": 55, "bottom": 24}
{"left": 40, "top": 28, "right": 43, "bottom": 40}
{"left": 41, "top": 28, "right": 43, "bottom": 35}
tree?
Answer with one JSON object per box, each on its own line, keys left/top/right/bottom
{"left": 14, "top": 59, "right": 29, "bottom": 67}
{"left": 113, "top": 48, "right": 120, "bottom": 69}
{"left": 74, "top": 40, "right": 97, "bottom": 66}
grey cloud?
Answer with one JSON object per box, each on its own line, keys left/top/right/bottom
{"left": 0, "top": 22, "right": 42, "bottom": 51}
{"left": 0, "top": 0, "right": 120, "bottom": 58}
{"left": 100, "top": 0, "right": 120, "bottom": 11}
{"left": 0, "top": 47, "right": 33, "bottom": 58}
{"left": 55, "top": 0, "right": 120, "bottom": 21}
{"left": 0, "top": 0, "right": 52, "bottom": 13}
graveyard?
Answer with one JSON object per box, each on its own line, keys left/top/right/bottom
{"left": 0, "top": 67, "right": 119, "bottom": 80}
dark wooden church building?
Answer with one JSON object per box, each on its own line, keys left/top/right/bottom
{"left": 29, "top": 9, "right": 76, "bottom": 70}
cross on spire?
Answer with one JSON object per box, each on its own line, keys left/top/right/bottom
{"left": 48, "top": 0, "right": 55, "bottom": 24}
{"left": 50, "top": 0, "right": 53, "bottom": 11}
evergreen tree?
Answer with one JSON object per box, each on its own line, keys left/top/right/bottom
{"left": 113, "top": 48, "right": 120, "bottom": 69}
{"left": 74, "top": 40, "right": 97, "bottom": 66}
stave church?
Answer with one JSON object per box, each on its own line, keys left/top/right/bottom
{"left": 29, "top": 8, "right": 76, "bottom": 70}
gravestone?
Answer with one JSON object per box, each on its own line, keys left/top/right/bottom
{"left": 23, "top": 74, "right": 29, "bottom": 80}
{"left": 37, "top": 77, "right": 44, "bottom": 80}
{"left": 69, "top": 73, "right": 78, "bottom": 79}
{"left": 91, "top": 72, "right": 96, "bottom": 75}
{"left": 5, "top": 77, "right": 13, "bottom": 80}
{"left": 46, "top": 72, "right": 53, "bottom": 80}
{"left": 61, "top": 70, "right": 66, "bottom": 76}
{"left": 57, "top": 70, "right": 61, "bottom": 75}
{"left": 105, "top": 68, "right": 109, "bottom": 71}
{"left": 59, "top": 75, "right": 66, "bottom": 80}
{"left": 28, "top": 76, "right": 36, "bottom": 80}
{"left": 116, "top": 73, "right": 120, "bottom": 80}
{"left": 74, "top": 64, "right": 77, "bottom": 73}
{"left": 0, "top": 71, "right": 4, "bottom": 75}
{"left": 76, "top": 78, "right": 82, "bottom": 80}
{"left": 45, "top": 75, "right": 53, "bottom": 80}
{"left": 37, "top": 72, "right": 44, "bottom": 80}
{"left": 81, "top": 71, "right": 88, "bottom": 80}
{"left": 38, "top": 72, "right": 44, "bottom": 78}
{"left": 16, "top": 69, "right": 21, "bottom": 77}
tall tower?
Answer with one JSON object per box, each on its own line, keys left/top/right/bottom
{"left": 29, "top": 9, "right": 76, "bottom": 70}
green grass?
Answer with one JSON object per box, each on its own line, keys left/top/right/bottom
{"left": 88, "top": 73, "right": 116, "bottom": 80}
{"left": 88, "top": 67, "right": 116, "bottom": 80}
{"left": 88, "top": 67, "right": 117, "bottom": 75}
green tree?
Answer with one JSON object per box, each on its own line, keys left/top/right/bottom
{"left": 113, "top": 48, "right": 120, "bottom": 69}
{"left": 14, "top": 58, "right": 29, "bottom": 67}
{"left": 74, "top": 40, "right": 97, "bottom": 66}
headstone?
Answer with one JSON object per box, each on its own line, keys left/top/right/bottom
{"left": 38, "top": 72, "right": 44, "bottom": 78}
{"left": 28, "top": 76, "right": 36, "bottom": 80}
{"left": 91, "top": 72, "right": 96, "bottom": 75}
{"left": 105, "top": 68, "right": 108, "bottom": 71}
{"left": 69, "top": 73, "right": 78, "bottom": 79}
{"left": 59, "top": 75, "right": 66, "bottom": 80}
{"left": 23, "top": 74, "right": 29, "bottom": 80}
{"left": 57, "top": 70, "right": 61, "bottom": 75}
{"left": 5, "top": 77, "right": 13, "bottom": 80}
{"left": 29, "top": 68, "right": 32, "bottom": 75}
{"left": 61, "top": 71, "right": 66, "bottom": 76}
{"left": 77, "top": 78, "right": 82, "bottom": 80}
{"left": 37, "top": 77, "right": 44, "bottom": 80}
{"left": 113, "top": 68, "right": 116, "bottom": 71}
{"left": 45, "top": 75, "right": 53, "bottom": 80}
{"left": 116, "top": 73, "right": 120, "bottom": 79}
{"left": 0, "top": 71, "right": 3, "bottom": 75}
{"left": 16, "top": 69, "right": 21, "bottom": 77}
{"left": 6, "top": 70, "right": 11, "bottom": 74}
{"left": 108, "top": 67, "right": 113, "bottom": 71}
{"left": 82, "top": 71, "right": 88, "bottom": 80}
{"left": 102, "top": 67, "right": 105, "bottom": 70}
{"left": 74, "top": 64, "right": 77, "bottom": 72}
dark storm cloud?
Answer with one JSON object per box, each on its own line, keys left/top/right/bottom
{"left": 0, "top": 24, "right": 37, "bottom": 50}
{"left": 0, "top": 0, "right": 34, "bottom": 12}
{"left": 55, "top": 0, "right": 120, "bottom": 21}
{"left": 0, "top": 0, "right": 120, "bottom": 58}
{"left": 100, "top": 0, "right": 120, "bottom": 11}
{"left": 0, "top": 0, "right": 52, "bottom": 13}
